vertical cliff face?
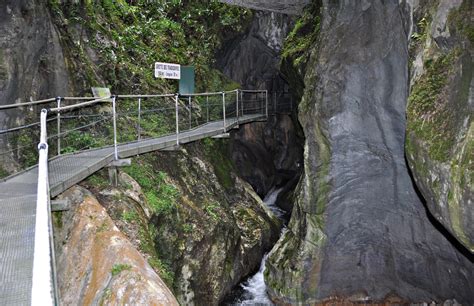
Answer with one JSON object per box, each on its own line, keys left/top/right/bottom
{"left": 406, "top": 0, "right": 473, "bottom": 252}
{"left": 0, "top": 0, "right": 69, "bottom": 117}
{"left": 266, "top": 0, "right": 474, "bottom": 304}
{"left": 217, "top": 10, "right": 292, "bottom": 90}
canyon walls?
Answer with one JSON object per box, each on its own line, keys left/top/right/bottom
{"left": 265, "top": 0, "right": 474, "bottom": 304}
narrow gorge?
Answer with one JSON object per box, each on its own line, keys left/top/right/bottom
{"left": 0, "top": 0, "right": 472, "bottom": 305}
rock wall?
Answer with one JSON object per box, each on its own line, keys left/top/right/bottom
{"left": 406, "top": 0, "right": 473, "bottom": 252}
{"left": 217, "top": 10, "right": 292, "bottom": 91}
{"left": 62, "top": 139, "right": 281, "bottom": 306}
{"left": 53, "top": 186, "right": 178, "bottom": 305}
{"left": 266, "top": 0, "right": 474, "bottom": 304}
{"left": 217, "top": 11, "right": 303, "bottom": 206}
{"left": 0, "top": 0, "right": 69, "bottom": 127}
{"left": 231, "top": 115, "right": 303, "bottom": 201}
{"left": 219, "top": 0, "right": 310, "bottom": 15}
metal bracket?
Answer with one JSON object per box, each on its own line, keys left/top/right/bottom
{"left": 107, "top": 159, "right": 131, "bottom": 167}
{"left": 162, "top": 145, "right": 181, "bottom": 151}
{"left": 51, "top": 200, "right": 70, "bottom": 212}
{"left": 212, "top": 133, "right": 230, "bottom": 139}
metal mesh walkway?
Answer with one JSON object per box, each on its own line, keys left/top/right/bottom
{"left": 0, "top": 114, "right": 264, "bottom": 305}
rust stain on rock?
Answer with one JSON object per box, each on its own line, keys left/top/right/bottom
{"left": 56, "top": 186, "right": 178, "bottom": 306}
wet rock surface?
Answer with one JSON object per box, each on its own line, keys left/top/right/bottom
{"left": 53, "top": 186, "right": 178, "bottom": 305}
{"left": 406, "top": 0, "right": 473, "bottom": 252}
{"left": 266, "top": 0, "right": 474, "bottom": 304}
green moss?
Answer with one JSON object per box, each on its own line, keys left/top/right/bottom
{"left": 0, "top": 166, "right": 9, "bottom": 179}
{"left": 49, "top": 1, "right": 251, "bottom": 93}
{"left": 85, "top": 173, "right": 109, "bottom": 189}
{"left": 448, "top": 0, "right": 474, "bottom": 43}
{"left": 121, "top": 210, "right": 138, "bottom": 223}
{"left": 205, "top": 202, "right": 220, "bottom": 221}
{"left": 111, "top": 263, "right": 131, "bottom": 276}
{"left": 52, "top": 211, "right": 63, "bottom": 230}
{"left": 202, "top": 138, "right": 234, "bottom": 190}
{"left": 124, "top": 162, "right": 179, "bottom": 216}
{"left": 407, "top": 49, "right": 460, "bottom": 161}
{"left": 281, "top": 1, "right": 321, "bottom": 67}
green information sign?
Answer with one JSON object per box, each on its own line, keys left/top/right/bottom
{"left": 179, "top": 66, "right": 195, "bottom": 95}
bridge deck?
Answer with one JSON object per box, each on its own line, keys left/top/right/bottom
{"left": 0, "top": 114, "right": 265, "bottom": 305}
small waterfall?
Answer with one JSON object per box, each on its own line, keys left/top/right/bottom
{"left": 226, "top": 187, "right": 286, "bottom": 305}
{"left": 235, "top": 255, "right": 272, "bottom": 305}
{"left": 262, "top": 187, "right": 287, "bottom": 219}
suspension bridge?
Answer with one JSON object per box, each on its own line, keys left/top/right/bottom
{"left": 0, "top": 88, "right": 297, "bottom": 305}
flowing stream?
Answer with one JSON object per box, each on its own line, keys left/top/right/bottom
{"left": 224, "top": 187, "right": 287, "bottom": 305}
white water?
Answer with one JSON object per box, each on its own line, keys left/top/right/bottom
{"left": 236, "top": 255, "right": 273, "bottom": 305}
{"left": 233, "top": 187, "right": 286, "bottom": 305}
{"left": 262, "top": 187, "right": 286, "bottom": 219}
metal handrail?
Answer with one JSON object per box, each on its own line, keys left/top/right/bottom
{"left": 22, "top": 89, "right": 269, "bottom": 306}
{"left": 31, "top": 109, "right": 55, "bottom": 306}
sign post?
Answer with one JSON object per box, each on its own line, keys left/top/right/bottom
{"left": 155, "top": 62, "right": 181, "bottom": 79}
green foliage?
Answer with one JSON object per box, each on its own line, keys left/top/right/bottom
{"left": 0, "top": 166, "right": 9, "bottom": 179}
{"left": 411, "top": 16, "right": 431, "bottom": 42}
{"left": 49, "top": 0, "right": 251, "bottom": 93}
{"left": 202, "top": 138, "right": 234, "bottom": 189}
{"left": 86, "top": 173, "right": 108, "bottom": 189}
{"left": 61, "top": 130, "right": 105, "bottom": 154}
{"left": 124, "top": 162, "right": 179, "bottom": 215}
{"left": 148, "top": 257, "right": 174, "bottom": 286}
{"left": 111, "top": 263, "right": 131, "bottom": 276}
{"left": 448, "top": 0, "right": 474, "bottom": 43}
{"left": 12, "top": 130, "right": 38, "bottom": 167}
{"left": 182, "top": 223, "right": 193, "bottom": 233}
{"left": 121, "top": 210, "right": 138, "bottom": 223}
{"left": 407, "top": 49, "right": 460, "bottom": 161}
{"left": 281, "top": 2, "right": 321, "bottom": 67}
{"left": 205, "top": 202, "right": 220, "bottom": 221}
{"left": 138, "top": 222, "right": 175, "bottom": 287}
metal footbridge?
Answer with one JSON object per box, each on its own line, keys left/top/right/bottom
{"left": 0, "top": 89, "right": 275, "bottom": 305}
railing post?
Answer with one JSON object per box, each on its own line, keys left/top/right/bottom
{"left": 175, "top": 94, "right": 179, "bottom": 146}
{"left": 189, "top": 96, "right": 192, "bottom": 130}
{"left": 236, "top": 89, "right": 239, "bottom": 123}
{"left": 206, "top": 96, "right": 209, "bottom": 122}
{"left": 222, "top": 92, "right": 226, "bottom": 133}
{"left": 56, "top": 97, "right": 61, "bottom": 156}
{"left": 112, "top": 95, "right": 118, "bottom": 160}
{"left": 265, "top": 90, "right": 268, "bottom": 118}
{"left": 137, "top": 98, "right": 141, "bottom": 141}
{"left": 240, "top": 90, "right": 243, "bottom": 117}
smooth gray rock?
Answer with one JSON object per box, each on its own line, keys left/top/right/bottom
{"left": 217, "top": 11, "right": 292, "bottom": 91}
{"left": 266, "top": 0, "right": 474, "bottom": 304}
{"left": 406, "top": 0, "right": 473, "bottom": 252}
